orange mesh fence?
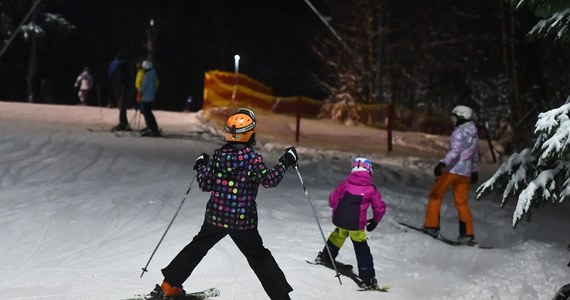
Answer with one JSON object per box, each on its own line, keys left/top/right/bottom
{"left": 203, "top": 70, "right": 459, "bottom": 136}
{"left": 203, "top": 70, "right": 322, "bottom": 116}
{"left": 201, "top": 70, "right": 497, "bottom": 161}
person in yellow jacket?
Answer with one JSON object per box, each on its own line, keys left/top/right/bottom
{"left": 135, "top": 59, "right": 144, "bottom": 103}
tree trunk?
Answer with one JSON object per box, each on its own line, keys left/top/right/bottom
{"left": 500, "top": 0, "right": 522, "bottom": 150}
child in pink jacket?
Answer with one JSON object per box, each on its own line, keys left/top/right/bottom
{"left": 314, "top": 158, "right": 386, "bottom": 289}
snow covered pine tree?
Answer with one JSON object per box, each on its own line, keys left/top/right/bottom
{"left": 477, "top": 97, "right": 570, "bottom": 226}
{"left": 477, "top": 98, "right": 570, "bottom": 300}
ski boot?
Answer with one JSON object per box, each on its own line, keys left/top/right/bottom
{"left": 457, "top": 234, "right": 476, "bottom": 246}
{"left": 315, "top": 251, "right": 332, "bottom": 265}
{"left": 422, "top": 227, "right": 440, "bottom": 238}
{"left": 360, "top": 278, "right": 379, "bottom": 290}
{"left": 147, "top": 281, "right": 185, "bottom": 299}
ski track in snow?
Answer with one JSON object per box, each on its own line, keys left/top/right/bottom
{"left": 0, "top": 104, "right": 569, "bottom": 299}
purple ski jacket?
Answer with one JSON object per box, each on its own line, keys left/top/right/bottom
{"left": 329, "top": 171, "right": 386, "bottom": 231}
{"left": 440, "top": 121, "right": 480, "bottom": 177}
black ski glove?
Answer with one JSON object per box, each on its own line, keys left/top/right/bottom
{"left": 434, "top": 162, "right": 446, "bottom": 177}
{"left": 366, "top": 218, "right": 378, "bottom": 232}
{"left": 193, "top": 153, "right": 209, "bottom": 171}
{"left": 279, "top": 146, "right": 298, "bottom": 168}
{"left": 470, "top": 172, "right": 479, "bottom": 184}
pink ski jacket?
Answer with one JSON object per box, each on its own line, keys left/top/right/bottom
{"left": 440, "top": 121, "right": 480, "bottom": 177}
{"left": 329, "top": 171, "right": 386, "bottom": 231}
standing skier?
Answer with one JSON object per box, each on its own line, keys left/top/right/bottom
{"left": 314, "top": 157, "right": 386, "bottom": 289}
{"left": 74, "top": 67, "right": 92, "bottom": 105}
{"left": 148, "top": 108, "right": 297, "bottom": 300}
{"left": 422, "top": 105, "right": 480, "bottom": 245}
{"left": 139, "top": 60, "right": 161, "bottom": 137}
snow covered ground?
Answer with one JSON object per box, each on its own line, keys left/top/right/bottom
{"left": 0, "top": 102, "right": 569, "bottom": 300}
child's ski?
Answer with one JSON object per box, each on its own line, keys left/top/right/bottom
{"left": 358, "top": 285, "right": 391, "bottom": 292}
{"left": 305, "top": 259, "right": 353, "bottom": 270}
{"left": 306, "top": 259, "right": 391, "bottom": 292}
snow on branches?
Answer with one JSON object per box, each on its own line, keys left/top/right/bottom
{"left": 476, "top": 100, "right": 570, "bottom": 227}
{"left": 508, "top": 0, "right": 570, "bottom": 43}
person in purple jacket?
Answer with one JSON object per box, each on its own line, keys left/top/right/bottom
{"left": 423, "top": 105, "right": 480, "bottom": 245}
{"left": 314, "top": 157, "right": 386, "bottom": 289}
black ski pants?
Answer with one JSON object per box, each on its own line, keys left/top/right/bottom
{"left": 139, "top": 102, "right": 159, "bottom": 132}
{"left": 161, "top": 222, "right": 293, "bottom": 300}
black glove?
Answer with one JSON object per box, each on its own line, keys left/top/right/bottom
{"left": 470, "top": 172, "right": 479, "bottom": 184}
{"left": 279, "top": 146, "right": 298, "bottom": 167}
{"left": 433, "top": 162, "right": 446, "bottom": 177}
{"left": 366, "top": 218, "right": 378, "bottom": 232}
{"left": 193, "top": 153, "right": 209, "bottom": 171}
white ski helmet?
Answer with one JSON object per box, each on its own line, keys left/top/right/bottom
{"left": 142, "top": 60, "right": 153, "bottom": 70}
{"left": 351, "top": 157, "right": 373, "bottom": 174}
{"left": 451, "top": 105, "right": 473, "bottom": 121}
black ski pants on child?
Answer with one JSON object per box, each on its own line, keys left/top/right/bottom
{"left": 161, "top": 222, "right": 293, "bottom": 300}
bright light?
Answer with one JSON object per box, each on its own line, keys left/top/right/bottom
{"left": 234, "top": 54, "right": 240, "bottom": 74}
{"left": 150, "top": 19, "right": 154, "bottom": 27}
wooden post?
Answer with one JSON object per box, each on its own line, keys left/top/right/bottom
{"left": 295, "top": 97, "right": 301, "bottom": 143}
{"left": 387, "top": 103, "right": 394, "bottom": 152}
{"left": 481, "top": 122, "right": 497, "bottom": 164}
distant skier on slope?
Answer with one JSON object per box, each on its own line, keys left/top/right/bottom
{"left": 314, "top": 157, "right": 386, "bottom": 290}
{"left": 147, "top": 108, "right": 297, "bottom": 300}
{"left": 422, "top": 105, "right": 480, "bottom": 245}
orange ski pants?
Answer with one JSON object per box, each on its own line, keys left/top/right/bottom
{"left": 424, "top": 172, "right": 473, "bottom": 235}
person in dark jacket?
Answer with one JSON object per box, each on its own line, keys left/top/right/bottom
{"left": 109, "top": 53, "right": 131, "bottom": 131}
{"left": 148, "top": 108, "right": 297, "bottom": 300}
{"left": 314, "top": 158, "right": 386, "bottom": 289}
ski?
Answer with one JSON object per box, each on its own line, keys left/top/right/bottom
{"left": 112, "top": 130, "right": 211, "bottom": 140}
{"left": 358, "top": 285, "right": 391, "bottom": 292}
{"left": 305, "top": 259, "right": 353, "bottom": 270}
{"left": 121, "top": 287, "right": 220, "bottom": 300}
{"left": 87, "top": 127, "right": 111, "bottom": 133}
{"left": 397, "top": 222, "right": 494, "bottom": 249}
{"left": 306, "top": 259, "right": 390, "bottom": 291}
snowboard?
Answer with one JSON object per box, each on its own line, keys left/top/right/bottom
{"left": 398, "top": 222, "right": 494, "bottom": 249}
{"left": 121, "top": 287, "right": 220, "bottom": 300}
{"left": 306, "top": 259, "right": 390, "bottom": 292}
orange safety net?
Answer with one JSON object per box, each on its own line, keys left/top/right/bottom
{"left": 202, "top": 70, "right": 453, "bottom": 135}
{"left": 202, "top": 70, "right": 322, "bottom": 117}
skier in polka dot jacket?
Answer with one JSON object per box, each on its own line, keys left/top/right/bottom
{"left": 197, "top": 143, "right": 288, "bottom": 230}
{"left": 157, "top": 108, "right": 298, "bottom": 300}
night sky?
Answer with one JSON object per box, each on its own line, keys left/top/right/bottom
{"left": 36, "top": 0, "right": 325, "bottom": 110}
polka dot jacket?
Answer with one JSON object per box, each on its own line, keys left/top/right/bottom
{"left": 196, "top": 143, "right": 288, "bottom": 230}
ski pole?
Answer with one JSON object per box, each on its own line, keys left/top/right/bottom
{"left": 140, "top": 175, "right": 196, "bottom": 278}
{"left": 293, "top": 164, "right": 343, "bottom": 285}
{"left": 129, "top": 109, "right": 139, "bottom": 130}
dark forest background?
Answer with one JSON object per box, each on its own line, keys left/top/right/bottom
{"left": 1, "top": 0, "right": 569, "bottom": 147}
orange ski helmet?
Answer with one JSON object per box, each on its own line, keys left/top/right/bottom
{"left": 224, "top": 108, "right": 256, "bottom": 143}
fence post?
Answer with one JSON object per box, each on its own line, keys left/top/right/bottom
{"left": 387, "top": 103, "right": 394, "bottom": 152}
{"left": 295, "top": 97, "right": 301, "bottom": 143}
{"left": 481, "top": 122, "right": 497, "bottom": 164}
